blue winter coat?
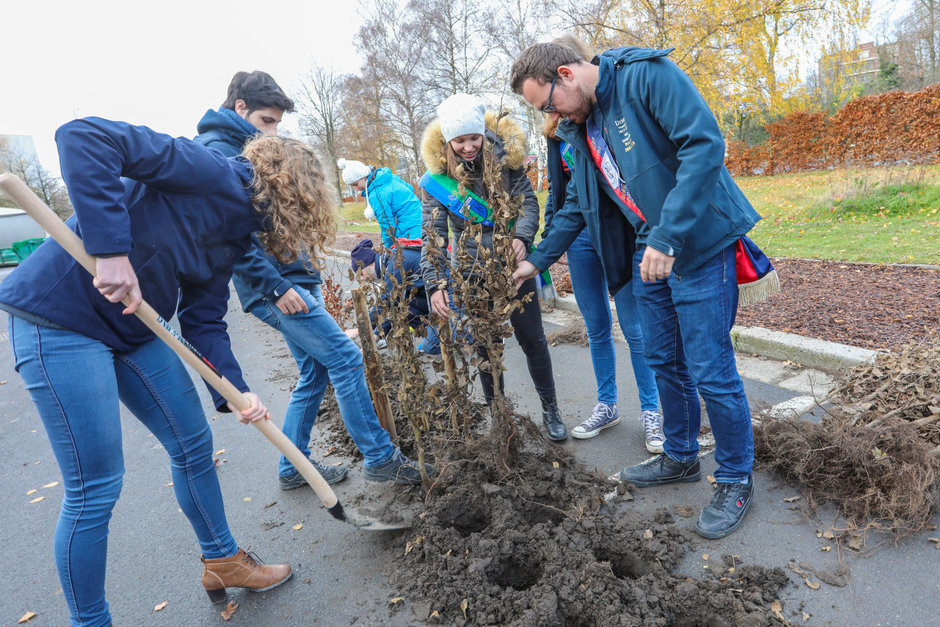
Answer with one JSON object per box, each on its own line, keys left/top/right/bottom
{"left": 528, "top": 47, "right": 760, "bottom": 285}
{"left": 0, "top": 118, "right": 260, "bottom": 410}
{"left": 194, "top": 109, "right": 321, "bottom": 312}
{"left": 365, "top": 167, "right": 423, "bottom": 248}
{"left": 195, "top": 107, "right": 259, "bottom": 158}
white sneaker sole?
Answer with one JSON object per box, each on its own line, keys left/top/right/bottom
{"left": 571, "top": 416, "right": 621, "bottom": 439}
{"left": 645, "top": 440, "right": 665, "bottom": 454}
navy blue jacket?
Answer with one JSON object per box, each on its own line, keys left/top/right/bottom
{"left": 528, "top": 47, "right": 760, "bottom": 283}
{"left": 194, "top": 111, "right": 321, "bottom": 312}
{"left": 542, "top": 135, "right": 636, "bottom": 293}
{"left": 0, "top": 118, "right": 260, "bottom": 409}
{"left": 195, "top": 108, "right": 259, "bottom": 158}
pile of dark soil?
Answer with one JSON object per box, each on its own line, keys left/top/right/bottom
{"left": 391, "top": 441, "right": 789, "bottom": 626}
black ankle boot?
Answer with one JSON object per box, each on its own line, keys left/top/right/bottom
{"left": 540, "top": 396, "right": 568, "bottom": 441}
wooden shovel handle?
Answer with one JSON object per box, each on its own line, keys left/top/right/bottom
{"left": 0, "top": 173, "right": 339, "bottom": 509}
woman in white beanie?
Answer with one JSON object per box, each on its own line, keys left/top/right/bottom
{"left": 337, "top": 158, "right": 423, "bottom": 249}
{"left": 418, "top": 93, "right": 566, "bottom": 441}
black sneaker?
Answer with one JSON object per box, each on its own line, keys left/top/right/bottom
{"left": 279, "top": 460, "right": 348, "bottom": 490}
{"left": 695, "top": 479, "right": 753, "bottom": 539}
{"left": 618, "top": 453, "right": 701, "bottom": 487}
{"left": 362, "top": 449, "right": 431, "bottom": 485}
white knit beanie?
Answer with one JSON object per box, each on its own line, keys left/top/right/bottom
{"left": 337, "top": 158, "right": 371, "bottom": 184}
{"left": 437, "top": 93, "right": 485, "bottom": 143}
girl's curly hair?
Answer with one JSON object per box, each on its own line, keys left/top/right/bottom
{"left": 242, "top": 136, "right": 336, "bottom": 268}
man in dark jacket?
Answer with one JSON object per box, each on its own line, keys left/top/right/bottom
{"left": 511, "top": 43, "right": 757, "bottom": 539}
{"left": 195, "top": 71, "right": 430, "bottom": 489}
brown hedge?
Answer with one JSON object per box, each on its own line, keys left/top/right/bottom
{"left": 726, "top": 85, "right": 940, "bottom": 176}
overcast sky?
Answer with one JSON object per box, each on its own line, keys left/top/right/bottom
{"left": 1, "top": 0, "right": 911, "bottom": 177}
{"left": 2, "top": 0, "right": 362, "bottom": 174}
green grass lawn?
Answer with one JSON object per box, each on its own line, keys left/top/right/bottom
{"left": 336, "top": 165, "right": 940, "bottom": 265}
{"left": 739, "top": 166, "right": 940, "bottom": 265}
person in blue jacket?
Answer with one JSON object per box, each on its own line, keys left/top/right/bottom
{"left": 337, "top": 158, "right": 423, "bottom": 250}
{"left": 0, "top": 117, "right": 335, "bottom": 624}
{"left": 511, "top": 42, "right": 759, "bottom": 539}
{"left": 349, "top": 238, "right": 440, "bottom": 354}
{"left": 196, "top": 70, "right": 293, "bottom": 153}
{"left": 195, "top": 73, "right": 430, "bottom": 491}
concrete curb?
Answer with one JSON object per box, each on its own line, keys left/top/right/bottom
{"left": 551, "top": 293, "right": 877, "bottom": 373}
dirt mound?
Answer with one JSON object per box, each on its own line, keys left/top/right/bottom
{"left": 391, "top": 443, "right": 788, "bottom": 626}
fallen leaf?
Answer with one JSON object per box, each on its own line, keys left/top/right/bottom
{"left": 292, "top": 523, "right": 303, "bottom": 530}
{"left": 706, "top": 475, "right": 717, "bottom": 486}
{"left": 242, "top": 497, "right": 252, "bottom": 502}
{"left": 429, "top": 610, "right": 441, "bottom": 621}
{"left": 820, "top": 546, "right": 831, "bottom": 552}
{"left": 804, "top": 578, "right": 820, "bottom": 590}
{"left": 17, "top": 611, "right": 37, "bottom": 623}
{"left": 389, "top": 597, "right": 404, "bottom": 605}
{"left": 154, "top": 601, "right": 168, "bottom": 611}
{"left": 727, "top": 567, "right": 735, "bottom": 573}
{"left": 847, "top": 535, "right": 863, "bottom": 551}
{"left": 221, "top": 601, "right": 238, "bottom": 620}
{"left": 803, "top": 611, "right": 810, "bottom": 621}
{"left": 29, "top": 496, "right": 44, "bottom": 504}
{"left": 460, "top": 598, "right": 468, "bottom": 618}
{"left": 552, "top": 461, "right": 559, "bottom": 469}
{"left": 702, "top": 553, "right": 709, "bottom": 561}
{"left": 26, "top": 489, "right": 36, "bottom": 496}
{"left": 928, "top": 537, "right": 939, "bottom": 548}
{"left": 822, "top": 530, "right": 835, "bottom": 540}
{"left": 770, "top": 600, "right": 784, "bottom": 621}
{"left": 783, "top": 495, "right": 801, "bottom": 503}
{"left": 324, "top": 445, "right": 337, "bottom": 457}
{"left": 165, "top": 482, "right": 174, "bottom": 487}
{"left": 0, "top": 380, "right": 7, "bottom": 385}
{"left": 41, "top": 481, "right": 59, "bottom": 489}
{"left": 642, "top": 529, "right": 653, "bottom": 540}
{"left": 214, "top": 449, "right": 226, "bottom": 455}
{"left": 405, "top": 535, "right": 424, "bottom": 555}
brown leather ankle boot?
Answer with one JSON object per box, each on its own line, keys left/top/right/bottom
{"left": 201, "top": 548, "right": 292, "bottom": 603}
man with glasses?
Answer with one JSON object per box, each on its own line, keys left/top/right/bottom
{"left": 509, "top": 42, "right": 761, "bottom": 540}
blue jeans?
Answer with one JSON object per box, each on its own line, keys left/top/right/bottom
{"left": 10, "top": 316, "right": 238, "bottom": 627}
{"left": 632, "top": 245, "right": 753, "bottom": 482}
{"left": 246, "top": 284, "right": 396, "bottom": 474}
{"left": 566, "top": 229, "right": 658, "bottom": 410}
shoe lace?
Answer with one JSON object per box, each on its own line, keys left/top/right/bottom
{"left": 240, "top": 548, "right": 264, "bottom": 568}
{"left": 710, "top": 483, "right": 736, "bottom": 510}
{"left": 641, "top": 411, "right": 664, "bottom": 439}
{"left": 583, "top": 403, "right": 613, "bottom": 429}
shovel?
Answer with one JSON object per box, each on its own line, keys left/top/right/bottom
{"left": 0, "top": 172, "right": 410, "bottom": 531}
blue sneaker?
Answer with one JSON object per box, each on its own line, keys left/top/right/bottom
{"left": 363, "top": 449, "right": 432, "bottom": 485}
{"left": 418, "top": 342, "right": 441, "bottom": 355}
{"left": 571, "top": 403, "right": 620, "bottom": 439}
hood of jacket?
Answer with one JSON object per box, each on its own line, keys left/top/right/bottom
{"left": 195, "top": 108, "right": 258, "bottom": 156}
{"left": 420, "top": 111, "right": 527, "bottom": 175}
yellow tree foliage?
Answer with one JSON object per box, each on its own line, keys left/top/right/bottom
{"left": 562, "top": 0, "right": 871, "bottom": 120}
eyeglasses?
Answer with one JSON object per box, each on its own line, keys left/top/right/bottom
{"left": 540, "top": 75, "right": 558, "bottom": 113}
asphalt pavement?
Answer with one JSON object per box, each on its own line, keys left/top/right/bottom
{"left": 1, "top": 259, "right": 937, "bottom": 626}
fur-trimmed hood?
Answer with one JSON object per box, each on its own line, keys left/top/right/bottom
{"left": 420, "top": 111, "right": 528, "bottom": 174}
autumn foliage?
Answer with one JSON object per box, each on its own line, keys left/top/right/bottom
{"left": 726, "top": 85, "right": 940, "bottom": 176}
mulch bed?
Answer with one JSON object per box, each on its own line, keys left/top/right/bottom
{"left": 334, "top": 232, "right": 940, "bottom": 352}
